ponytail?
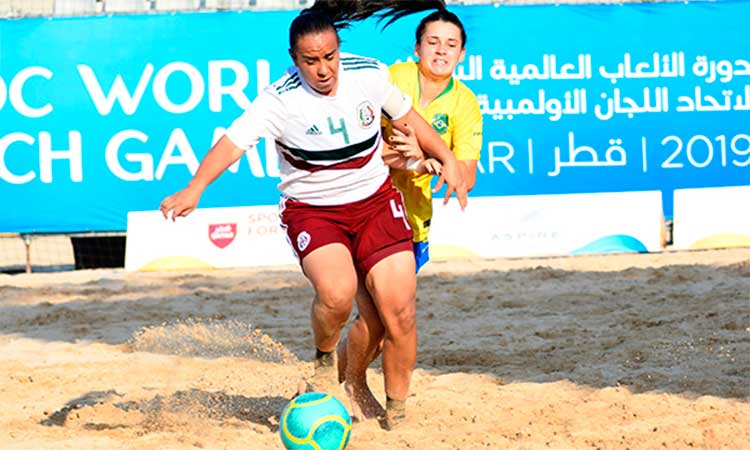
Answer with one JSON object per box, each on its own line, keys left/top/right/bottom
{"left": 307, "top": 0, "right": 446, "bottom": 30}
{"left": 290, "top": 0, "right": 446, "bottom": 50}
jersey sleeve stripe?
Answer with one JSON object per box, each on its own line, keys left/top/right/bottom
{"left": 274, "top": 73, "right": 301, "bottom": 94}
{"left": 341, "top": 56, "right": 378, "bottom": 64}
{"left": 343, "top": 64, "right": 381, "bottom": 71}
{"left": 276, "top": 81, "right": 302, "bottom": 95}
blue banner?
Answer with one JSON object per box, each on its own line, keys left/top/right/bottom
{"left": 1, "top": 2, "right": 748, "bottom": 232}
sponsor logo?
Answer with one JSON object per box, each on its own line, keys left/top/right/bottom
{"left": 305, "top": 124, "right": 322, "bottom": 135}
{"left": 432, "top": 113, "right": 449, "bottom": 134}
{"left": 209, "top": 223, "right": 237, "bottom": 249}
{"left": 491, "top": 230, "right": 559, "bottom": 241}
{"left": 356, "top": 101, "right": 375, "bottom": 128}
{"left": 297, "top": 231, "right": 311, "bottom": 251}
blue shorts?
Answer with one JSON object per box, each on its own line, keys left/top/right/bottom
{"left": 413, "top": 240, "right": 429, "bottom": 273}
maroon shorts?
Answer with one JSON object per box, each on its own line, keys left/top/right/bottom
{"left": 279, "top": 179, "right": 413, "bottom": 274}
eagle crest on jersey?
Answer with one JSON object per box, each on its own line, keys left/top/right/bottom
{"left": 357, "top": 101, "right": 376, "bottom": 128}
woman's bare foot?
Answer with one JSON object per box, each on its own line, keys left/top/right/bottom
{"left": 344, "top": 379, "right": 385, "bottom": 422}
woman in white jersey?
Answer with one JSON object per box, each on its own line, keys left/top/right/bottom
{"left": 158, "top": 0, "right": 464, "bottom": 430}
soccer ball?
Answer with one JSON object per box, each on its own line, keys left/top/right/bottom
{"left": 280, "top": 392, "right": 352, "bottom": 450}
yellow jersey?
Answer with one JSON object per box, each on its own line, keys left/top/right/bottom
{"left": 387, "top": 61, "right": 483, "bottom": 242}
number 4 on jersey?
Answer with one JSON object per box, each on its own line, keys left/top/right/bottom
{"left": 390, "top": 199, "right": 411, "bottom": 230}
{"left": 327, "top": 117, "right": 350, "bottom": 145}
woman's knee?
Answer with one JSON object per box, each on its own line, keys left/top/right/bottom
{"left": 383, "top": 300, "right": 416, "bottom": 338}
{"left": 314, "top": 287, "right": 354, "bottom": 320}
{"left": 304, "top": 244, "right": 358, "bottom": 316}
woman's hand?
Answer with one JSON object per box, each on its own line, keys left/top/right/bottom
{"left": 388, "top": 123, "right": 423, "bottom": 160}
{"left": 159, "top": 185, "right": 203, "bottom": 221}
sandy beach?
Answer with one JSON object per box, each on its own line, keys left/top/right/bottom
{"left": 1, "top": 248, "right": 748, "bottom": 449}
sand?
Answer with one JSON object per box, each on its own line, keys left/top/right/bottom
{"left": 0, "top": 248, "right": 748, "bottom": 450}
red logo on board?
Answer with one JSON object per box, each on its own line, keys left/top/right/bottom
{"left": 208, "top": 223, "right": 237, "bottom": 249}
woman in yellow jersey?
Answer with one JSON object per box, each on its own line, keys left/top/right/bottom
{"left": 384, "top": 8, "right": 483, "bottom": 272}
{"left": 338, "top": 8, "right": 482, "bottom": 426}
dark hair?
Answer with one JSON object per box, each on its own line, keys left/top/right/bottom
{"left": 416, "top": 9, "right": 467, "bottom": 48}
{"left": 289, "top": 0, "right": 446, "bottom": 51}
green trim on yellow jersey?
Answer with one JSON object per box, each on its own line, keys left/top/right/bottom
{"left": 418, "top": 74, "right": 455, "bottom": 103}
{"left": 387, "top": 61, "right": 483, "bottom": 242}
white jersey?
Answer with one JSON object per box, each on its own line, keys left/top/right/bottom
{"left": 225, "top": 52, "right": 412, "bottom": 205}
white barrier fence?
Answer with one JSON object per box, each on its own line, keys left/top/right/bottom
{"left": 125, "top": 205, "right": 295, "bottom": 271}
{"left": 672, "top": 186, "right": 750, "bottom": 250}
{"left": 125, "top": 191, "right": 666, "bottom": 271}
{"left": 429, "top": 191, "right": 664, "bottom": 259}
